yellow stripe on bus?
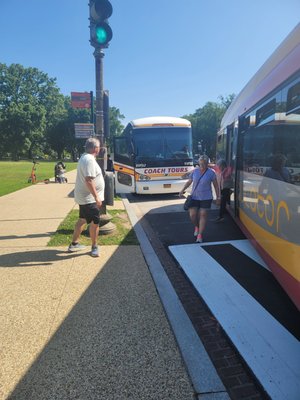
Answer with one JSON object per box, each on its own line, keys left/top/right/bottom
{"left": 240, "top": 209, "right": 300, "bottom": 282}
{"left": 114, "top": 164, "right": 135, "bottom": 176}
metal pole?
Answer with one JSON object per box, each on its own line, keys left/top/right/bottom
{"left": 90, "top": 90, "right": 94, "bottom": 124}
{"left": 93, "top": 47, "right": 115, "bottom": 234}
{"left": 94, "top": 48, "right": 107, "bottom": 173}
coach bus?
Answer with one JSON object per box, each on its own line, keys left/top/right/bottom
{"left": 113, "top": 116, "right": 194, "bottom": 194}
{"left": 216, "top": 23, "right": 300, "bottom": 310}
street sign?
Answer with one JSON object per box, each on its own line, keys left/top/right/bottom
{"left": 74, "top": 123, "right": 95, "bottom": 138}
{"left": 71, "top": 92, "right": 92, "bottom": 108}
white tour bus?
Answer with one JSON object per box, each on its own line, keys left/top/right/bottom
{"left": 113, "top": 116, "right": 194, "bottom": 194}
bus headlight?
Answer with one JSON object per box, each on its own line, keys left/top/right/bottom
{"left": 138, "top": 174, "right": 151, "bottom": 181}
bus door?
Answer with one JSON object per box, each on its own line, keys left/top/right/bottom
{"left": 113, "top": 136, "right": 135, "bottom": 194}
{"left": 225, "top": 124, "right": 236, "bottom": 215}
{"left": 235, "top": 115, "right": 252, "bottom": 217}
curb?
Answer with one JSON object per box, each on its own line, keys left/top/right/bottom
{"left": 122, "top": 195, "right": 230, "bottom": 399}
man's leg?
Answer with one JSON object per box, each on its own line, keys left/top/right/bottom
{"left": 72, "top": 218, "right": 86, "bottom": 243}
{"left": 219, "top": 189, "right": 226, "bottom": 218}
{"left": 220, "top": 188, "right": 230, "bottom": 218}
{"left": 89, "top": 221, "right": 99, "bottom": 248}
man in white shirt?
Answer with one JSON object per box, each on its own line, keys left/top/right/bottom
{"left": 68, "top": 137, "right": 105, "bottom": 257}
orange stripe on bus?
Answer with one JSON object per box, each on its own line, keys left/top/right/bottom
{"left": 240, "top": 209, "right": 300, "bottom": 282}
{"left": 114, "top": 164, "right": 135, "bottom": 176}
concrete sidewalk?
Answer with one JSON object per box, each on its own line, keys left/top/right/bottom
{"left": 0, "top": 170, "right": 195, "bottom": 399}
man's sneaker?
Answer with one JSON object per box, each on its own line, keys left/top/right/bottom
{"left": 68, "top": 243, "right": 86, "bottom": 252}
{"left": 196, "top": 234, "right": 203, "bottom": 243}
{"left": 91, "top": 245, "right": 99, "bottom": 257}
{"left": 194, "top": 227, "right": 199, "bottom": 237}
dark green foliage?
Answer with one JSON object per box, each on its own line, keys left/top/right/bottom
{"left": 0, "top": 63, "right": 64, "bottom": 160}
{"left": 0, "top": 63, "right": 125, "bottom": 160}
{"left": 182, "top": 94, "right": 235, "bottom": 160}
{"left": 0, "top": 62, "right": 234, "bottom": 162}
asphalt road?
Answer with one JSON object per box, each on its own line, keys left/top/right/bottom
{"left": 126, "top": 193, "right": 300, "bottom": 400}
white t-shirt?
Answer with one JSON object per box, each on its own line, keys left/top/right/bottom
{"left": 74, "top": 153, "right": 105, "bottom": 205}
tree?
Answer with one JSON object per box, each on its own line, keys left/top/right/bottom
{"left": 46, "top": 98, "right": 125, "bottom": 160}
{"left": 46, "top": 96, "right": 91, "bottom": 160}
{"left": 218, "top": 94, "right": 236, "bottom": 109}
{"left": 0, "top": 63, "right": 65, "bottom": 159}
{"left": 182, "top": 94, "right": 235, "bottom": 159}
{"left": 106, "top": 106, "right": 125, "bottom": 151}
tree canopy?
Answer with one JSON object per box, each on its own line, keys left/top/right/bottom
{"left": 0, "top": 63, "right": 125, "bottom": 160}
{"left": 182, "top": 94, "right": 235, "bottom": 159}
{"left": 0, "top": 62, "right": 234, "bottom": 161}
{"left": 0, "top": 63, "right": 65, "bottom": 159}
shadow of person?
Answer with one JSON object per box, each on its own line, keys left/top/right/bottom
{"left": 0, "top": 233, "right": 52, "bottom": 241}
{"left": 0, "top": 248, "right": 86, "bottom": 268}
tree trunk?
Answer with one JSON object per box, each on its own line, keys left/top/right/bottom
{"left": 28, "top": 142, "right": 34, "bottom": 160}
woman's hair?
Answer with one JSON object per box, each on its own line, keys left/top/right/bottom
{"left": 85, "top": 137, "right": 100, "bottom": 153}
{"left": 198, "top": 154, "right": 209, "bottom": 164}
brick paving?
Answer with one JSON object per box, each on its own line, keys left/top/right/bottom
{"left": 140, "top": 215, "right": 269, "bottom": 400}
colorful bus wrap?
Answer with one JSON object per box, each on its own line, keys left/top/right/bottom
{"left": 216, "top": 23, "right": 300, "bottom": 310}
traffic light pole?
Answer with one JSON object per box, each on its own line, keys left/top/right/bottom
{"left": 94, "top": 47, "right": 115, "bottom": 234}
{"left": 94, "top": 48, "right": 106, "bottom": 172}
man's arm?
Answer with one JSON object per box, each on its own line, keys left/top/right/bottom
{"left": 85, "top": 176, "right": 102, "bottom": 208}
{"left": 213, "top": 177, "right": 221, "bottom": 205}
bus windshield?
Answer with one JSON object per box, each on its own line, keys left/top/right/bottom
{"left": 133, "top": 127, "right": 192, "bottom": 164}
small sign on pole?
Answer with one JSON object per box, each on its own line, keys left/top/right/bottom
{"left": 74, "top": 123, "right": 95, "bottom": 139}
{"left": 71, "top": 92, "right": 92, "bottom": 109}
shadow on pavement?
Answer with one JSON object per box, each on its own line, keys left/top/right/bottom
{"left": 0, "top": 233, "right": 54, "bottom": 241}
{"left": 6, "top": 246, "right": 194, "bottom": 400}
{"left": 143, "top": 208, "right": 245, "bottom": 246}
{"left": 127, "top": 193, "right": 180, "bottom": 203}
{"left": 0, "top": 249, "right": 84, "bottom": 268}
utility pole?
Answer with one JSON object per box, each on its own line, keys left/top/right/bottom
{"left": 89, "top": 0, "right": 115, "bottom": 234}
{"left": 94, "top": 48, "right": 106, "bottom": 171}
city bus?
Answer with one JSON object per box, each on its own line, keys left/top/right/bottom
{"left": 216, "top": 23, "right": 300, "bottom": 310}
{"left": 113, "top": 116, "right": 194, "bottom": 194}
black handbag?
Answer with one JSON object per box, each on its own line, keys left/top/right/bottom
{"left": 183, "top": 169, "right": 208, "bottom": 210}
{"left": 183, "top": 195, "right": 192, "bottom": 210}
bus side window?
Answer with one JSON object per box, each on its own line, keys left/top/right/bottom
{"left": 114, "top": 137, "right": 134, "bottom": 167}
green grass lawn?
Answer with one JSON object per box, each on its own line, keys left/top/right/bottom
{"left": 48, "top": 209, "right": 138, "bottom": 247}
{"left": 0, "top": 161, "right": 77, "bottom": 196}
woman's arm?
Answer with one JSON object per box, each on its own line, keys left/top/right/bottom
{"left": 179, "top": 178, "right": 193, "bottom": 197}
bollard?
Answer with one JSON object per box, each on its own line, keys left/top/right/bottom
{"left": 104, "top": 171, "right": 114, "bottom": 206}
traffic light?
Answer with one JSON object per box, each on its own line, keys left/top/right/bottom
{"left": 89, "top": 0, "right": 113, "bottom": 48}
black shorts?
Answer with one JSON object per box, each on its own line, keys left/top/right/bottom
{"left": 188, "top": 199, "right": 212, "bottom": 209}
{"left": 79, "top": 203, "right": 100, "bottom": 224}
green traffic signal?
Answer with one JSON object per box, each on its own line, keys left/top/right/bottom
{"left": 89, "top": 0, "right": 113, "bottom": 48}
{"left": 96, "top": 25, "right": 107, "bottom": 44}
{"left": 94, "top": 23, "right": 112, "bottom": 46}
{"left": 96, "top": 26, "right": 107, "bottom": 44}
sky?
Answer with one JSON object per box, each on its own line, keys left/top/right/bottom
{"left": 0, "top": 0, "right": 299, "bottom": 126}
